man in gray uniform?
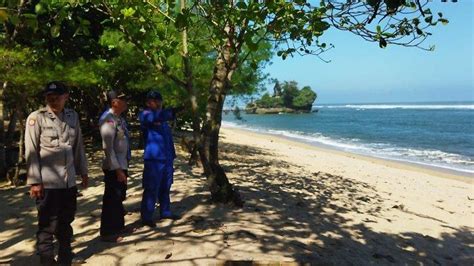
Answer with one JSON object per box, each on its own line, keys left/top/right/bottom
{"left": 25, "top": 81, "right": 88, "bottom": 265}
{"left": 99, "top": 90, "right": 131, "bottom": 242}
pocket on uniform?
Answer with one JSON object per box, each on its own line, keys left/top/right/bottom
{"left": 41, "top": 129, "right": 59, "bottom": 147}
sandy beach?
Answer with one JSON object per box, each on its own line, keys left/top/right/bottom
{"left": 0, "top": 126, "right": 473, "bottom": 265}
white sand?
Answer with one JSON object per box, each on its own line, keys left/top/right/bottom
{"left": 0, "top": 126, "right": 472, "bottom": 265}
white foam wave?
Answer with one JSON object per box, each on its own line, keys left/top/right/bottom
{"left": 314, "top": 104, "right": 474, "bottom": 110}
{"left": 222, "top": 121, "right": 241, "bottom": 128}
{"left": 222, "top": 122, "right": 474, "bottom": 174}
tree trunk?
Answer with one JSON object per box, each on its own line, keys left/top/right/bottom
{"left": 1, "top": 0, "right": 29, "bottom": 182}
{"left": 0, "top": 81, "right": 6, "bottom": 180}
{"left": 6, "top": 109, "right": 18, "bottom": 143}
{"left": 13, "top": 111, "right": 25, "bottom": 186}
{"left": 199, "top": 33, "right": 243, "bottom": 206}
{"left": 180, "top": 0, "right": 203, "bottom": 168}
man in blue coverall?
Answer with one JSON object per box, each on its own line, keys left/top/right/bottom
{"left": 140, "top": 91, "right": 182, "bottom": 227}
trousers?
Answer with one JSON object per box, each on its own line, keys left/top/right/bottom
{"left": 100, "top": 170, "right": 127, "bottom": 236}
{"left": 141, "top": 160, "right": 173, "bottom": 221}
{"left": 36, "top": 186, "right": 77, "bottom": 263}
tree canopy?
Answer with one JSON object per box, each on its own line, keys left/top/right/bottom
{"left": 1, "top": 0, "right": 449, "bottom": 203}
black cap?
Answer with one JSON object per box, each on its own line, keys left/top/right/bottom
{"left": 146, "top": 91, "right": 163, "bottom": 101}
{"left": 107, "top": 90, "right": 130, "bottom": 102}
{"left": 43, "top": 81, "right": 68, "bottom": 95}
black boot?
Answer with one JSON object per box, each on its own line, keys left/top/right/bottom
{"left": 57, "top": 257, "right": 71, "bottom": 265}
{"left": 57, "top": 251, "right": 73, "bottom": 265}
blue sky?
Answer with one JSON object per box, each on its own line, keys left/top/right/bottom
{"left": 263, "top": 1, "right": 473, "bottom": 104}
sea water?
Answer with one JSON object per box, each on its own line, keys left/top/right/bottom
{"left": 222, "top": 102, "right": 474, "bottom": 175}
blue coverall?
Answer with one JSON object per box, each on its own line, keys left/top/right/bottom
{"left": 139, "top": 108, "right": 176, "bottom": 222}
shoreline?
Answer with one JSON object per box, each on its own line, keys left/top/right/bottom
{"left": 221, "top": 125, "right": 473, "bottom": 184}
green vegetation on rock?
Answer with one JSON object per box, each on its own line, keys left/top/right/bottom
{"left": 247, "top": 81, "right": 317, "bottom": 114}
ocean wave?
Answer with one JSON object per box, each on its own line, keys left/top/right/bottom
{"left": 314, "top": 104, "right": 474, "bottom": 110}
{"left": 221, "top": 122, "right": 474, "bottom": 174}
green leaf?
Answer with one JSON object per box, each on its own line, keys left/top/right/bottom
{"left": 245, "top": 36, "right": 258, "bottom": 51}
{"left": 175, "top": 13, "right": 187, "bottom": 29}
{"left": 439, "top": 18, "right": 449, "bottom": 25}
{"left": 35, "top": 3, "right": 46, "bottom": 15}
{"left": 54, "top": 64, "right": 64, "bottom": 71}
{"left": 366, "top": 0, "right": 379, "bottom": 8}
{"left": 412, "top": 18, "right": 420, "bottom": 26}
{"left": 0, "top": 10, "right": 8, "bottom": 22}
{"left": 9, "top": 14, "right": 20, "bottom": 25}
{"left": 376, "top": 25, "right": 382, "bottom": 34}
{"left": 82, "top": 27, "right": 90, "bottom": 36}
{"left": 50, "top": 25, "right": 61, "bottom": 38}
{"left": 236, "top": 1, "right": 247, "bottom": 9}
{"left": 384, "top": 0, "right": 402, "bottom": 10}
{"left": 312, "top": 20, "right": 330, "bottom": 32}
{"left": 121, "top": 7, "right": 135, "bottom": 18}
{"left": 379, "top": 37, "right": 387, "bottom": 48}
{"left": 424, "top": 16, "right": 433, "bottom": 24}
{"left": 248, "top": 42, "right": 258, "bottom": 51}
{"left": 80, "top": 19, "right": 91, "bottom": 26}
{"left": 23, "top": 13, "right": 38, "bottom": 30}
{"left": 23, "top": 13, "right": 37, "bottom": 20}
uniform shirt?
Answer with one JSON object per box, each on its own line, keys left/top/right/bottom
{"left": 139, "top": 108, "right": 176, "bottom": 161}
{"left": 99, "top": 109, "right": 130, "bottom": 170}
{"left": 25, "top": 106, "right": 88, "bottom": 189}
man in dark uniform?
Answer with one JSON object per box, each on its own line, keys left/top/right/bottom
{"left": 25, "top": 81, "right": 88, "bottom": 265}
{"left": 139, "top": 91, "right": 182, "bottom": 227}
{"left": 99, "top": 90, "right": 131, "bottom": 242}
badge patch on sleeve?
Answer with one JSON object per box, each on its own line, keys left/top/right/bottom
{"left": 29, "top": 119, "right": 36, "bottom": 126}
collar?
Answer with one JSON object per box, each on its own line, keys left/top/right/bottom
{"left": 45, "top": 106, "right": 65, "bottom": 119}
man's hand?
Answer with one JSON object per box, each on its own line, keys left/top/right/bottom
{"left": 116, "top": 169, "right": 127, "bottom": 183}
{"left": 30, "top": 184, "right": 44, "bottom": 199}
{"left": 81, "top": 174, "right": 89, "bottom": 189}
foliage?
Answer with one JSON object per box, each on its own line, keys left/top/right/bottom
{"left": 293, "top": 86, "right": 317, "bottom": 110}
{"left": 0, "top": 0, "right": 449, "bottom": 120}
{"left": 253, "top": 81, "right": 316, "bottom": 111}
{"left": 281, "top": 81, "right": 300, "bottom": 108}
{"left": 255, "top": 93, "right": 283, "bottom": 109}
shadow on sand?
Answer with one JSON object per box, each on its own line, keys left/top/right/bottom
{"left": 1, "top": 139, "right": 472, "bottom": 265}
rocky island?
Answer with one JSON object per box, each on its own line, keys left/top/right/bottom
{"left": 246, "top": 80, "right": 317, "bottom": 114}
